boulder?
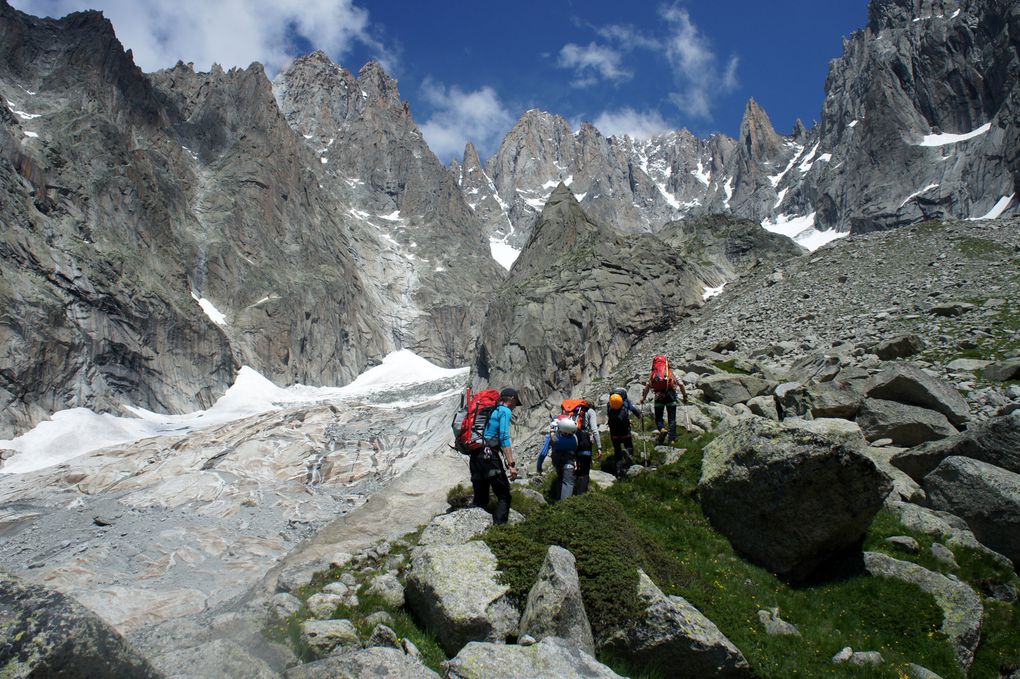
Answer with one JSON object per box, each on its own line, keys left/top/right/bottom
{"left": 884, "top": 501, "right": 1014, "bottom": 570}
{"left": 860, "top": 446, "right": 925, "bottom": 504}
{"left": 588, "top": 470, "right": 617, "bottom": 490}
{"left": 419, "top": 507, "right": 498, "bottom": 547}
{"left": 299, "top": 619, "right": 360, "bottom": 657}
{"left": 924, "top": 457, "right": 1020, "bottom": 565}
{"left": 285, "top": 647, "right": 440, "bottom": 679}
{"left": 778, "top": 381, "right": 864, "bottom": 419}
{"left": 864, "top": 552, "right": 982, "bottom": 671}
{"left": 757, "top": 608, "right": 801, "bottom": 636}
{"left": 367, "top": 572, "right": 405, "bottom": 608}
{"left": 601, "top": 570, "right": 750, "bottom": 677}
{"left": 699, "top": 418, "right": 891, "bottom": 581}
{"left": 518, "top": 546, "right": 595, "bottom": 655}
{"left": 0, "top": 572, "right": 161, "bottom": 679}
{"left": 746, "top": 395, "right": 779, "bottom": 421}
{"left": 699, "top": 373, "right": 769, "bottom": 406}
{"left": 405, "top": 541, "right": 520, "bottom": 655}
{"left": 865, "top": 364, "right": 970, "bottom": 426}
{"left": 445, "top": 636, "right": 623, "bottom": 679}
{"left": 367, "top": 624, "right": 402, "bottom": 649}
{"left": 782, "top": 417, "right": 867, "bottom": 449}
{"left": 150, "top": 638, "right": 278, "bottom": 679}
{"left": 869, "top": 334, "right": 925, "bottom": 360}
{"left": 857, "top": 398, "right": 958, "bottom": 447}
{"left": 946, "top": 358, "right": 992, "bottom": 372}
{"left": 890, "top": 411, "right": 1020, "bottom": 482}
{"left": 306, "top": 592, "right": 345, "bottom": 620}
{"left": 983, "top": 357, "right": 1020, "bottom": 382}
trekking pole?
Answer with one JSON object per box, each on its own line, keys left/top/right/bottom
{"left": 640, "top": 403, "right": 648, "bottom": 464}
{"left": 684, "top": 404, "right": 691, "bottom": 433}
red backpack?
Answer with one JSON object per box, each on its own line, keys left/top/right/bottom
{"left": 650, "top": 355, "right": 672, "bottom": 391}
{"left": 451, "top": 388, "right": 500, "bottom": 455}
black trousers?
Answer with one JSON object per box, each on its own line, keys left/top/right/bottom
{"left": 610, "top": 435, "right": 634, "bottom": 477}
{"left": 469, "top": 451, "right": 512, "bottom": 525}
{"left": 654, "top": 403, "right": 678, "bottom": 443}
{"left": 574, "top": 453, "right": 592, "bottom": 495}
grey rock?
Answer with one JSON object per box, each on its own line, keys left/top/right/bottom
{"left": 883, "top": 501, "right": 1014, "bottom": 569}
{"left": 905, "top": 663, "right": 944, "bottom": 679}
{"left": 778, "top": 380, "right": 864, "bottom": 419}
{"left": 700, "top": 373, "right": 770, "bottom": 406}
{"left": 601, "top": 570, "right": 751, "bottom": 677}
{"left": 746, "top": 395, "right": 780, "bottom": 421}
{"left": 404, "top": 541, "right": 520, "bottom": 655}
{"left": 418, "top": 507, "right": 496, "bottom": 547}
{"left": 924, "top": 456, "right": 1020, "bottom": 565}
{"left": 151, "top": 638, "right": 278, "bottom": 679}
{"left": 366, "top": 624, "right": 401, "bottom": 649}
{"left": 869, "top": 334, "right": 925, "bottom": 360}
{"left": 890, "top": 411, "right": 1020, "bottom": 481}
{"left": 946, "top": 358, "right": 992, "bottom": 372}
{"left": 699, "top": 417, "right": 891, "bottom": 581}
{"left": 367, "top": 572, "right": 405, "bottom": 608}
{"left": 930, "top": 543, "right": 958, "bottom": 569}
{"left": 306, "top": 593, "right": 345, "bottom": 620}
{"left": 588, "top": 470, "right": 617, "bottom": 489}
{"left": 365, "top": 611, "right": 394, "bottom": 628}
{"left": 861, "top": 445, "right": 926, "bottom": 503}
{"left": 271, "top": 592, "right": 303, "bottom": 619}
{"left": 864, "top": 552, "right": 982, "bottom": 671}
{"left": 446, "top": 636, "right": 624, "bottom": 679}
{"left": 299, "top": 619, "right": 359, "bottom": 657}
{"left": 832, "top": 646, "right": 854, "bottom": 663}
{"left": 849, "top": 651, "right": 884, "bottom": 666}
{"left": 866, "top": 364, "right": 970, "bottom": 427}
{"left": 519, "top": 546, "right": 595, "bottom": 655}
{"left": 285, "top": 646, "right": 440, "bottom": 679}
{"left": 884, "top": 535, "right": 920, "bottom": 554}
{"left": 929, "top": 302, "right": 976, "bottom": 317}
{"left": 857, "top": 398, "right": 958, "bottom": 447}
{"left": 756, "top": 608, "right": 801, "bottom": 637}
{"left": 983, "top": 358, "right": 1020, "bottom": 382}
{"left": 0, "top": 571, "right": 160, "bottom": 678}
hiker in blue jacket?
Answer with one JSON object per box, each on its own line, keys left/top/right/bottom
{"left": 472, "top": 387, "right": 520, "bottom": 525}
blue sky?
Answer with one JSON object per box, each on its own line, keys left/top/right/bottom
{"left": 13, "top": 1, "right": 867, "bottom": 163}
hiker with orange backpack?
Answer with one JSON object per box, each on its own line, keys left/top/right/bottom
{"left": 472, "top": 388, "right": 521, "bottom": 524}
{"left": 606, "top": 389, "right": 641, "bottom": 477}
{"left": 640, "top": 356, "right": 688, "bottom": 445}
{"left": 544, "top": 398, "right": 597, "bottom": 501}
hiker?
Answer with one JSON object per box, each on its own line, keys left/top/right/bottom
{"left": 640, "top": 356, "right": 688, "bottom": 444}
{"left": 540, "top": 399, "right": 596, "bottom": 501}
{"left": 572, "top": 401, "right": 599, "bottom": 495}
{"left": 606, "top": 389, "right": 641, "bottom": 477}
{"left": 472, "top": 387, "right": 521, "bottom": 524}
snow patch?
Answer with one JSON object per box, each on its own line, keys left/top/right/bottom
{"left": 848, "top": 120, "right": 859, "bottom": 128}
{"left": 773, "top": 188, "right": 789, "bottom": 209}
{"left": 722, "top": 178, "right": 734, "bottom": 208}
{"left": 916, "top": 122, "right": 991, "bottom": 147}
{"left": 703, "top": 283, "right": 725, "bottom": 301}
{"left": 967, "top": 194, "right": 1015, "bottom": 221}
{"left": 378, "top": 210, "right": 402, "bottom": 222}
{"left": 798, "top": 144, "right": 820, "bottom": 173}
{"left": 490, "top": 238, "right": 521, "bottom": 270}
{"left": 899, "top": 183, "right": 940, "bottom": 207}
{"left": 0, "top": 351, "right": 468, "bottom": 474}
{"left": 692, "top": 160, "right": 710, "bottom": 186}
{"left": 761, "top": 212, "right": 849, "bottom": 251}
{"left": 23, "top": 130, "right": 39, "bottom": 138}
{"left": 15, "top": 110, "right": 41, "bottom": 120}
{"left": 192, "top": 291, "right": 227, "bottom": 326}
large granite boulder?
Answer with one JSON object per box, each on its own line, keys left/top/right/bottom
{"left": 299, "top": 618, "right": 360, "bottom": 657}
{"left": 865, "top": 364, "right": 970, "bottom": 427}
{"left": 601, "top": 570, "right": 750, "bottom": 677}
{"left": 982, "top": 358, "right": 1020, "bottom": 382}
{"left": 890, "top": 411, "right": 1020, "bottom": 482}
{"left": 285, "top": 646, "right": 440, "bottom": 679}
{"left": 699, "top": 373, "right": 770, "bottom": 407}
{"left": 864, "top": 552, "right": 982, "bottom": 672}
{"left": 518, "top": 546, "right": 594, "bottom": 655}
{"left": 404, "top": 541, "right": 520, "bottom": 655}
{"left": 0, "top": 571, "right": 161, "bottom": 678}
{"left": 699, "top": 417, "right": 891, "bottom": 581}
{"left": 856, "top": 398, "right": 958, "bottom": 446}
{"left": 924, "top": 457, "right": 1020, "bottom": 566}
{"left": 445, "top": 636, "right": 623, "bottom": 679}
{"left": 418, "top": 507, "right": 497, "bottom": 547}
{"left": 777, "top": 380, "right": 864, "bottom": 419}
{"left": 868, "top": 335, "right": 925, "bottom": 360}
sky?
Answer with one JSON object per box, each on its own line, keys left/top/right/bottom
{"left": 12, "top": 1, "right": 867, "bottom": 162}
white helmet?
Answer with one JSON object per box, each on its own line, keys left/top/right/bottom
{"left": 556, "top": 417, "right": 578, "bottom": 435}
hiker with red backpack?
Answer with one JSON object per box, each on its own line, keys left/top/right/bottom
{"left": 640, "top": 356, "right": 688, "bottom": 445}
{"left": 606, "top": 389, "right": 641, "bottom": 477}
{"left": 452, "top": 387, "right": 521, "bottom": 525}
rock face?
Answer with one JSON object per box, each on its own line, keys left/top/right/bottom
{"left": 518, "top": 546, "right": 595, "bottom": 655}
{"left": 474, "top": 184, "right": 706, "bottom": 418}
{"left": 601, "top": 570, "right": 750, "bottom": 677}
{"left": 0, "top": 571, "right": 161, "bottom": 678}
{"left": 856, "top": 398, "right": 959, "bottom": 446}
{"left": 446, "top": 636, "right": 624, "bottom": 679}
{"left": 285, "top": 646, "right": 440, "bottom": 679}
{"left": 404, "top": 541, "right": 520, "bottom": 655}
{"left": 890, "top": 411, "right": 1020, "bottom": 481}
{"left": 0, "top": 5, "right": 496, "bottom": 438}
{"left": 865, "top": 364, "right": 971, "bottom": 427}
{"left": 699, "top": 417, "right": 892, "bottom": 580}
{"left": 924, "top": 456, "right": 1020, "bottom": 565}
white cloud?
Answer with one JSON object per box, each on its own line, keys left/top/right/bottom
{"left": 11, "top": 0, "right": 393, "bottom": 76}
{"left": 591, "top": 108, "right": 671, "bottom": 140}
{"left": 660, "top": 6, "right": 739, "bottom": 119}
{"left": 557, "top": 41, "right": 631, "bottom": 87}
{"left": 418, "top": 79, "right": 515, "bottom": 163}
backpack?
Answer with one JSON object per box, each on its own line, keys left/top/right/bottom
{"left": 558, "top": 398, "right": 593, "bottom": 451}
{"left": 607, "top": 389, "right": 630, "bottom": 424}
{"left": 650, "top": 356, "right": 672, "bottom": 392}
{"left": 451, "top": 388, "right": 500, "bottom": 455}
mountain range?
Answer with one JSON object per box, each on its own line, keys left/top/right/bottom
{"left": 1, "top": 0, "right": 1018, "bottom": 439}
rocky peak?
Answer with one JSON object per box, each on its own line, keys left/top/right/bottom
{"left": 358, "top": 60, "right": 401, "bottom": 105}
{"left": 462, "top": 142, "right": 482, "bottom": 170}
{"left": 867, "top": 0, "right": 955, "bottom": 32}
{"left": 739, "top": 98, "right": 783, "bottom": 162}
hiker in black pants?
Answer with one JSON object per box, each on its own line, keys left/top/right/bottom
{"left": 606, "top": 390, "right": 641, "bottom": 477}
{"left": 640, "top": 358, "right": 688, "bottom": 444}
{"left": 471, "top": 388, "right": 520, "bottom": 524}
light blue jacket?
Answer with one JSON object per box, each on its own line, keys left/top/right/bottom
{"left": 482, "top": 404, "right": 513, "bottom": 448}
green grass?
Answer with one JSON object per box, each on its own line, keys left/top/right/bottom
{"left": 713, "top": 359, "right": 751, "bottom": 375}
